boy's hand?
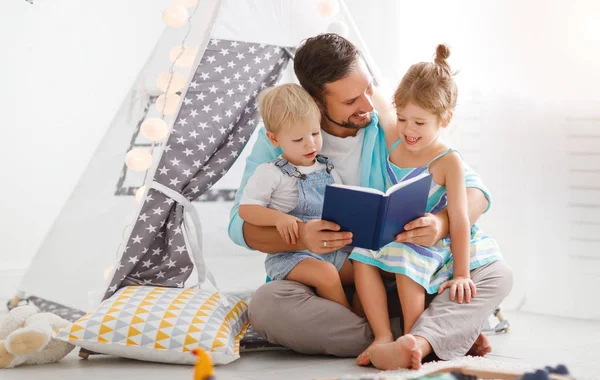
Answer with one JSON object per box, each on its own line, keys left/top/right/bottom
{"left": 275, "top": 213, "right": 302, "bottom": 245}
{"left": 438, "top": 276, "right": 477, "bottom": 304}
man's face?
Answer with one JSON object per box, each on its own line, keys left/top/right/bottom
{"left": 320, "top": 59, "right": 374, "bottom": 135}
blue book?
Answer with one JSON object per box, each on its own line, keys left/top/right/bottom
{"left": 321, "top": 172, "right": 433, "bottom": 251}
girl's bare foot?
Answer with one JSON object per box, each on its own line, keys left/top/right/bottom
{"left": 467, "top": 333, "right": 492, "bottom": 356}
{"left": 356, "top": 335, "right": 394, "bottom": 366}
{"left": 366, "top": 335, "right": 423, "bottom": 370}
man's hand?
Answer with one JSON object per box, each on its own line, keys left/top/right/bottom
{"left": 274, "top": 213, "right": 302, "bottom": 245}
{"left": 438, "top": 276, "right": 477, "bottom": 304}
{"left": 299, "top": 219, "right": 353, "bottom": 254}
{"left": 395, "top": 212, "right": 447, "bottom": 246}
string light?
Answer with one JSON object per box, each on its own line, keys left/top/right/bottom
{"left": 157, "top": 71, "right": 186, "bottom": 93}
{"left": 140, "top": 118, "right": 170, "bottom": 141}
{"left": 172, "top": 0, "right": 199, "bottom": 8}
{"left": 155, "top": 93, "right": 181, "bottom": 115}
{"left": 135, "top": 185, "right": 147, "bottom": 205}
{"left": 169, "top": 46, "right": 197, "bottom": 68}
{"left": 317, "top": 0, "right": 339, "bottom": 17}
{"left": 125, "top": 148, "right": 153, "bottom": 171}
{"left": 134, "top": 1, "right": 202, "bottom": 200}
{"left": 327, "top": 21, "right": 349, "bottom": 37}
{"left": 162, "top": 5, "right": 189, "bottom": 28}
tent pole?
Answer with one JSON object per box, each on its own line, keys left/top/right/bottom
{"left": 338, "top": 0, "right": 384, "bottom": 87}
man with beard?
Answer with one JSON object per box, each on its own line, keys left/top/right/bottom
{"left": 228, "top": 33, "right": 512, "bottom": 369}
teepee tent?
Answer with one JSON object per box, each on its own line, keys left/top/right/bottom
{"left": 12, "top": 0, "right": 383, "bottom": 320}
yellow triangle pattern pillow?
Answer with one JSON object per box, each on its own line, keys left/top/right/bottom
{"left": 55, "top": 286, "right": 249, "bottom": 365}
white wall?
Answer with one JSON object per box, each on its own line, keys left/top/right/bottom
{"left": 0, "top": 0, "right": 166, "bottom": 300}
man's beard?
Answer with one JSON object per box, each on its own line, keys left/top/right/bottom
{"left": 322, "top": 107, "right": 371, "bottom": 130}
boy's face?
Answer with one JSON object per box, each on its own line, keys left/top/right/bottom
{"left": 320, "top": 59, "right": 374, "bottom": 137}
{"left": 267, "top": 120, "right": 323, "bottom": 167}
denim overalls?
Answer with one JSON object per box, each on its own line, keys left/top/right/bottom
{"left": 264, "top": 155, "right": 349, "bottom": 281}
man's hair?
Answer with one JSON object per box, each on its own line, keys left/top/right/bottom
{"left": 394, "top": 44, "right": 458, "bottom": 123}
{"left": 258, "top": 83, "right": 321, "bottom": 134}
{"left": 294, "top": 33, "right": 361, "bottom": 105}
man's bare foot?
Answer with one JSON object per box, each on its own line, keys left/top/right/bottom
{"left": 367, "top": 335, "right": 422, "bottom": 370}
{"left": 356, "top": 336, "right": 394, "bottom": 366}
{"left": 467, "top": 333, "right": 492, "bottom": 357}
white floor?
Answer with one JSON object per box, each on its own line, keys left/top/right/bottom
{"left": 1, "top": 310, "right": 599, "bottom": 380}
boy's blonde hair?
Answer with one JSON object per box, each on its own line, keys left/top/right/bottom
{"left": 258, "top": 83, "right": 321, "bottom": 134}
{"left": 394, "top": 44, "right": 458, "bottom": 123}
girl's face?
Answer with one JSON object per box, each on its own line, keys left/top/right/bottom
{"left": 395, "top": 102, "right": 450, "bottom": 152}
{"left": 267, "top": 120, "right": 323, "bottom": 167}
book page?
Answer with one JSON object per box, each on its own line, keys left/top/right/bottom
{"left": 329, "top": 184, "right": 385, "bottom": 196}
{"left": 385, "top": 172, "right": 432, "bottom": 196}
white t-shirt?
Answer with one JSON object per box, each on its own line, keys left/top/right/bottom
{"left": 320, "top": 128, "right": 364, "bottom": 186}
{"left": 241, "top": 158, "right": 343, "bottom": 213}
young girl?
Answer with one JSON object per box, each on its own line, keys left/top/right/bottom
{"left": 239, "top": 83, "right": 354, "bottom": 309}
{"left": 350, "top": 44, "right": 504, "bottom": 364}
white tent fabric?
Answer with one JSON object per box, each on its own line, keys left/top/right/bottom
{"left": 14, "top": 0, "right": 380, "bottom": 316}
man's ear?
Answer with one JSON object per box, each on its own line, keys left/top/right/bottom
{"left": 441, "top": 112, "right": 453, "bottom": 128}
{"left": 266, "top": 131, "right": 279, "bottom": 147}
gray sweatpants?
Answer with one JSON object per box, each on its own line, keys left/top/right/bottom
{"left": 248, "top": 260, "right": 513, "bottom": 360}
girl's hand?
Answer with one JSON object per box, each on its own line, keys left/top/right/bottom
{"left": 438, "top": 277, "right": 477, "bottom": 304}
{"left": 275, "top": 214, "right": 302, "bottom": 245}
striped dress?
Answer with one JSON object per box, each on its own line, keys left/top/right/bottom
{"left": 349, "top": 140, "right": 503, "bottom": 294}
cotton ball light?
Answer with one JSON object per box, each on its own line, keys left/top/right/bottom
{"left": 103, "top": 265, "right": 115, "bottom": 281}
{"left": 172, "top": 0, "right": 198, "bottom": 8}
{"left": 169, "top": 46, "right": 197, "bottom": 67}
{"left": 141, "top": 118, "right": 169, "bottom": 141}
{"left": 162, "top": 5, "right": 188, "bottom": 28}
{"left": 317, "top": 0, "right": 339, "bottom": 17}
{"left": 157, "top": 72, "right": 186, "bottom": 93}
{"left": 155, "top": 93, "right": 181, "bottom": 115}
{"left": 135, "top": 186, "right": 147, "bottom": 205}
{"left": 327, "top": 21, "right": 349, "bottom": 37}
{"left": 125, "top": 149, "right": 153, "bottom": 172}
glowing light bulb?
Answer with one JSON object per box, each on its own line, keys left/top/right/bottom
{"left": 173, "top": 0, "right": 198, "bottom": 8}
{"left": 140, "top": 118, "right": 169, "bottom": 141}
{"left": 103, "top": 265, "right": 115, "bottom": 281}
{"left": 157, "top": 71, "right": 186, "bottom": 93}
{"left": 162, "top": 5, "right": 188, "bottom": 28}
{"left": 155, "top": 93, "right": 181, "bottom": 115}
{"left": 317, "top": 0, "right": 339, "bottom": 17}
{"left": 327, "top": 21, "right": 349, "bottom": 37}
{"left": 125, "top": 148, "right": 153, "bottom": 171}
{"left": 135, "top": 185, "right": 147, "bottom": 205}
{"left": 169, "top": 45, "right": 197, "bottom": 67}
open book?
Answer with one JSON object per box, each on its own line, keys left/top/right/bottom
{"left": 321, "top": 172, "right": 432, "bottom": 251}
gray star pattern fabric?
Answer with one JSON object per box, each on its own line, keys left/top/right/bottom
{"left": 104, "top": 39, "right": 291, "bottom": 300}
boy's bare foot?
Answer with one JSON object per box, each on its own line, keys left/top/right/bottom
{"left": 356, "top": 336, "right": 394, "bottom": 366}
{"left": 366, "top": 335, "right": 422, "bottom": 370}
{"left": 467, "top": 333, "right": 492, "bottom": 357}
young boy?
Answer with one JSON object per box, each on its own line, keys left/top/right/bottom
{"left": 239, "top": 83, "right": 353, "bottom": 309}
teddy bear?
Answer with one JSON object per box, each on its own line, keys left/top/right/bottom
{"left": 0, "top": 305, "right": 75, "bottom": 368}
